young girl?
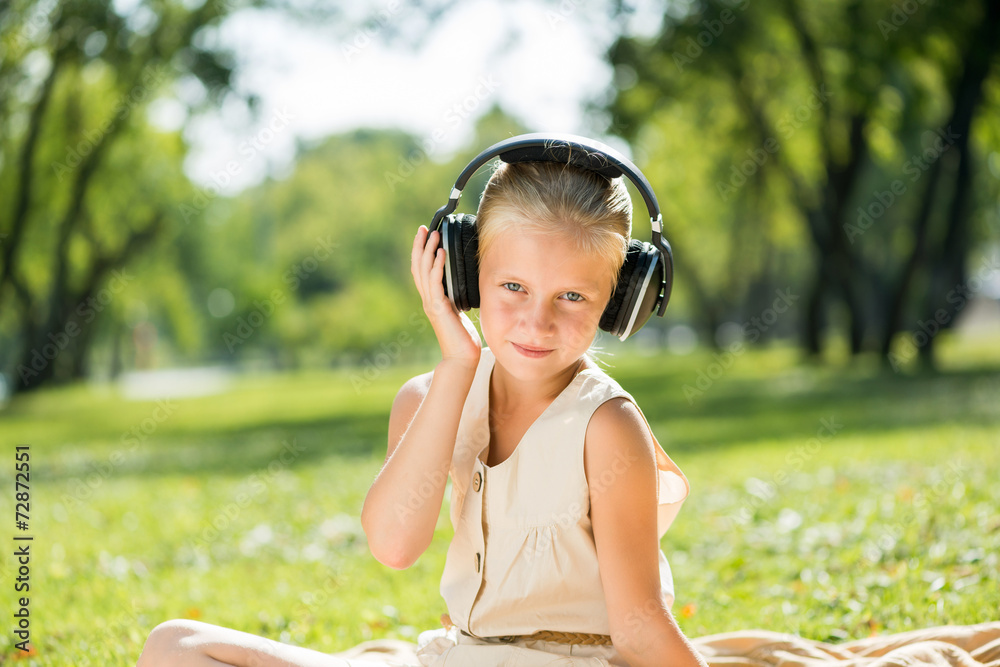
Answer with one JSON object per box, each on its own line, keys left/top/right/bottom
{"left": 137, "top": 152, "right": 702, "bottom": 666}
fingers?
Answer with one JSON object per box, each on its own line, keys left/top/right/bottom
{"left": 411, "top": 225, "right": 430, "bottom": 285}
{"left": 408, "top": 226, "right": 480, "bottom": 363}
{"left": 411, "top": 225, "right": 446, "bottom": 307}
{"left": 419, "top": 231, "right": 439, "bottom": 298}
{"left": 410, "top": 225, "right": 426, "bottom": 277}
{"left": 430, "top": 245, "right": 446, "bottom": 300}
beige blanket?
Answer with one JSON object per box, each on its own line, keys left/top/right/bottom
{"left": 688, "top": 623, "right": 1000, "bottom": 667}
{"left": 332, "top": 622, "right": 1000, "bottom": 667}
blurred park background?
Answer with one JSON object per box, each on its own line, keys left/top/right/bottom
{"left": 1, "top": 0, "right": 999, "bottom": 664}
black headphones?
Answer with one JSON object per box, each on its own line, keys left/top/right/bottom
{"left": 428, "top": 133, "right": 673, "bottom": 341}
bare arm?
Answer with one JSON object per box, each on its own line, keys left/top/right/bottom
{"left": 361, "top": 360, "right": 475, "bottom": 569}
{"left": 361, "top": 224, "right": 482, "bottom": 570}
{"left": 586, "top": 398, "right": 707, "bottom": 667}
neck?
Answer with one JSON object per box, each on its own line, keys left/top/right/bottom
{"left": 489, "top": 355, "right": 586, "bottom": 414}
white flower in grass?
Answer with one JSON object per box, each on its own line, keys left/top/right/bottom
{"left": 776, "top": 508, "right": 802, "bottom": 533}
{"left": 302, "top": 542, "right": 326, "bottom": 561}
{"left": 240, "top": 523, "right": 274, "bottom": 556}
{"left": 320, "top": 513, "right": 361, "bottom": 545}
{"left": 98, "top": 551, "right": 131, "bottom": 580}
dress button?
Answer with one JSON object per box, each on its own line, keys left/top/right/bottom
{"left": 472, "top": 471, "right": 482, "bottom": 492}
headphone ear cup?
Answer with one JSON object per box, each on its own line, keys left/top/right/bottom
{"left": 660, "top": 246, "right": 673, "bottom": 316}
{"left": 441, "top": 213, "right": 478, "bottom": 312}
{"left": 458, "top": 216, "right": 480, "bottom": 309}
{"left": 600, "top": 240, "right": 642, "bottom": 335}
{"left": 439, "top": 215, "right": 459, "bottom": 310}
{"left": 628, "top": 249, "right": 664, "bottom": 336}
{"left": 600, "top": 240, "right": 663, "bottom": 340}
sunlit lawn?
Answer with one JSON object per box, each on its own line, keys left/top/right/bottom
{"left": 1, "top": 332, "right": 998, "bottom": 665}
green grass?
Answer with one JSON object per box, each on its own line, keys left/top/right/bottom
{"left": 1, "top": 332, "right": 998, "bottom": 665}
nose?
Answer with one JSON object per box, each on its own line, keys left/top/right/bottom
{"left": 520, "top": 297, "right": 556, "bottom": 338}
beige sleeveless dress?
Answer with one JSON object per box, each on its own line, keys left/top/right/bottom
{"left": 413, "top": 346, "right": 690, "bottom": 666}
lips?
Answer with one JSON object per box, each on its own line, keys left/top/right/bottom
{"left": 515, "top": 343, "right": 551, "bottom": 352}
{"left": 511, "top": 342, "right": 554, "bottom": 358}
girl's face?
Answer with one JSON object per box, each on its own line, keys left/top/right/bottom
{"left": 478, "top": 217, "right": 616, "bottom": 380}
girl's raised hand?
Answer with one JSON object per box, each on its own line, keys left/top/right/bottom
{"left": 411, "top": 225, "right": 482, "bottom": 370}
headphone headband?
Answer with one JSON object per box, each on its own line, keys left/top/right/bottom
{"left": 429, "top": 132, "right": 671, "bottom": 318}
{"left": 432, "top": 133, "right": 663, "bottom": 224}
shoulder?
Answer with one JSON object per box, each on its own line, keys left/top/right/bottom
{"left": 390, "top": 370, "right": 434, "bottom": 422}
{"left": 385, "top": 370, "right": 434, "bottom": 462}
{"left": 588, "top": 396, "right": 652, "bottom": 445}
{"left": 584, "top": 397, "right": 657, "bottom": 481}
{"left": 395, "top": 369, "right": 434, "bottom": 404}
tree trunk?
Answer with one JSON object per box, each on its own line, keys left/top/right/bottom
{"left": 879, "top": 0, "right": 1000, "bottom": 369}
{"left": 825, "top": 114, "right": 873, "bottom": 356}
{"left": 684, "top": 266, "right": 725, "bottom": 349}
{"left": 109, "top": 321, "right": 125, "bottom": 381}
{"left": 11, "top": 214, "right": 163, "bottom": 393}
{"left": 880, "top": 154, "right": 947, "bottom": 361}
{"left": 803, "top": 263, "right": 829, "bottom": 356}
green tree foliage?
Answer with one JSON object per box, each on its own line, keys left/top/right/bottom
{"left": 0, "top": 0, "right": 256, "bottom": 392}
{"left": 605, "top": 0, "right": 1000, "bottom": 365}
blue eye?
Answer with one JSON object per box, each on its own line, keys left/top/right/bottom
{"left": 502, "top": 282, "right": 523, "bottom": 292}
{"left": 564, "top": 292, "right": 584, "bottom": 302}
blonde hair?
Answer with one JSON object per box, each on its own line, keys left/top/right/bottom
{"left": 476, "top": 161, "right": 632, "bottom": 293}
